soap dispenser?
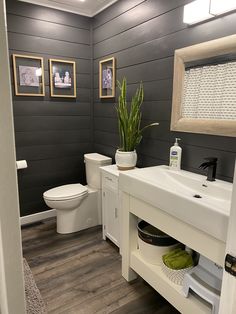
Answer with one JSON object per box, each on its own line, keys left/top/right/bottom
{"left": 169, "top": 138, "right": 182, "bottom": 170}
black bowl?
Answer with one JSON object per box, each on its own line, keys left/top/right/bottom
{"left": 137, "top": 220, "right": 179, "bottom": 247}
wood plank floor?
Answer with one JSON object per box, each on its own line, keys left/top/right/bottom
{"left": 22, "top": 219, "right": 179, "bottom": 314}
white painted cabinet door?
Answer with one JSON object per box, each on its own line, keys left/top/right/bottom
{"left": 104, "top": 186, "right": 120, "bottom": 247}
{"left": 219, "top": 161, "right": 236, "bottom": 313}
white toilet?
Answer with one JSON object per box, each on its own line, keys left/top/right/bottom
{"left": 43, "top": 153, "right": 112, "bottom": 234}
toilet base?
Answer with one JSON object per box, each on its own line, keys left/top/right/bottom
{"left": 56, "top": 187, "right": 99, "bottom": 234}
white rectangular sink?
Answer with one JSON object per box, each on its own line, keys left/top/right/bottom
{"left": 119, "top": 165, "right": 232, "bottom": 242}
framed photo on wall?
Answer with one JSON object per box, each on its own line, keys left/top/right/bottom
{"left": 12, "top": 54, "right": 45, "bottom": 96}
{"left": 49, "top": 59, "right": 76, "bottom": 98}
{"left": 99, "top": 57, "right": 116, "bottom": 99}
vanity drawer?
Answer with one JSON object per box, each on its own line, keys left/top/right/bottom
{"left": 102, "top": 172, "right": 118, "bottom": 190}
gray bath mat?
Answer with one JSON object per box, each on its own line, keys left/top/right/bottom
{"left": 23, "top": 258, "right": 47, "bottom": 314}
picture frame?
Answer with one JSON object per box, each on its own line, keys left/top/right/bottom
{"left": 99, "top": 57, "right": 116, "bottom": 99}
{"left": 12, "top": 54, "right": 45, "bottom": 97}
{"left": 49, "top": 59, "right": 76, "bottom": 98}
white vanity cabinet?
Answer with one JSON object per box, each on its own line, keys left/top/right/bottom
{"left": 119, "top": 167, "right": 229, "bottom": 314}
{"left": 100, "top": 165, "right": 120, "bottom": 248}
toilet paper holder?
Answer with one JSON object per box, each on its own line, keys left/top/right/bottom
{"left": 16, "top": 160, "right": 27, "bottom": 170}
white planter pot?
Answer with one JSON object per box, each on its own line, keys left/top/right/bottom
{"left": 115, "top": 149, "right": 137, "bottom": 170}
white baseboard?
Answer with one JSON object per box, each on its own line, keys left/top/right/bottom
{"left": 20, "top": 209, "right": 56, "bottom": 226}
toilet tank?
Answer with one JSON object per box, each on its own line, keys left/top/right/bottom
{"left": 84, "top": 153, "right": 112, "bottom": 189}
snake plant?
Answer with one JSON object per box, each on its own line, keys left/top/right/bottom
{"left": 116, "top": 78, "right": 159, "bottom": 152}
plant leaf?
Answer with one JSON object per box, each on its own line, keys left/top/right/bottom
{"left": 116, "top": 78, "right": 159, "bottom": 151}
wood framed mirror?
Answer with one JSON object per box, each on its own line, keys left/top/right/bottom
{"left": 171, "top": 35, "right": 236, "bottom": 137}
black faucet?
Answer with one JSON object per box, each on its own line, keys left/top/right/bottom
{"left": 199, "top": 157, "right": 218, "bottom": 182}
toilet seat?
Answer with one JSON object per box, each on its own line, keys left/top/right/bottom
{"left": 43, "top": 184, "right": 88, "bottom": 201}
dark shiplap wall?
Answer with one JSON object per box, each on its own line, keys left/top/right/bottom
{"left": 93, "top": 0, "right": 236, "bottom": 182}
{"left": 6, "top": 0, "right": 236, "bottom": 216}
{"left": 7, "top": 0, "right": 93, "bottom": 215}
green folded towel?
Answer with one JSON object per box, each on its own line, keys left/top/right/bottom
{"left": 162, "top": 248, "right": 193, "bottom": 270}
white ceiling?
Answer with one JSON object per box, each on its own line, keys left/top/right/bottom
{"left": 19, "top": 0, "right": 119, "bottom": 17}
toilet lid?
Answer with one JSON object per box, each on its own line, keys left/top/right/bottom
{"left": 43, "top": 184, "right": 88, "bottom": 201}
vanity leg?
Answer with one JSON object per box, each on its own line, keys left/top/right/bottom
{"left": 121, "top": 192, "right": 138, "bottom": 281}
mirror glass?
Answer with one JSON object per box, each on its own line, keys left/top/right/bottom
{"left": 171, "top": 35, "right": 236, "bottom": 137}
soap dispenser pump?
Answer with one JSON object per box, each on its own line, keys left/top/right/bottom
{"left": 169, "top": 138, "right": 182, "bottom": 170}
